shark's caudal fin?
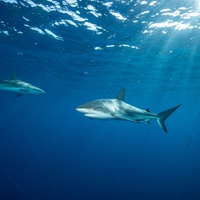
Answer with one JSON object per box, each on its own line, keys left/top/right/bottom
{"left": 156, "top": 104, "right": 181, "bottom": 133}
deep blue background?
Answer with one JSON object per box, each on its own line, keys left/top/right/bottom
{"left": 0, "top": 0, "right": 200, "bottom": 199}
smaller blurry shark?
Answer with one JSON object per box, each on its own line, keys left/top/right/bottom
{"left": 76, "top": 88, "right": 181, "bottom": 133}
{"left": 0, "top": 73, "right": 45, "bottom": 97}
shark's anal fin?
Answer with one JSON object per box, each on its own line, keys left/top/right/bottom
{"left": 116, "top": 88, "right": 125, "bottom": 101}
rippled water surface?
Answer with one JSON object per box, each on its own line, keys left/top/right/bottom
{"left": 0, "top": 0, "right": 200, "bottom": 200}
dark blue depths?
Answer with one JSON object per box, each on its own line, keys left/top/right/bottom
{"left": 0, "top": 0, "right": 200, "bottom": 200}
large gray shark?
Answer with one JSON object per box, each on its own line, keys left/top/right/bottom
{"left": 76, "top": 88, "right": 181, "bottom": 133}
{"left": 0, "top": 74, "right": 45, "bottom": 97}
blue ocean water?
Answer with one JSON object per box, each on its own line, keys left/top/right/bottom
{"left": 0, "top": 0, "right": 200, "bottom": 199}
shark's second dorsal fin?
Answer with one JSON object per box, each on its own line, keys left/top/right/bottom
{"left": 10, "top": 72, "right": 19, "bottom": 80}
{"left": 116, "top": 88, "right": 125, "bottom": 101}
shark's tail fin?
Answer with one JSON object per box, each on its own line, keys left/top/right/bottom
{"left": 156, "top": 104, "right": 181, "bottom": 133}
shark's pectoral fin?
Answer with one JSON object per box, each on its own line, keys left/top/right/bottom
{"left": 144, "top": 119, "right": 150, "bottom": 124}
{"left": 113, "top": 113, "right": 141, "bottom": 123}
{"left": 16, "top": 94, "right": 22, "bottom": 97}
{"left": 112, "top": 113, "right": 129, "bottom": 121}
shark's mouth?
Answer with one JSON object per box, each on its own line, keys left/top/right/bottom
{"left": 20, "top": 88, "right": 29, "bottom": 92}
{"left": 76, "top": 107, "right": 115, "bottom": 119}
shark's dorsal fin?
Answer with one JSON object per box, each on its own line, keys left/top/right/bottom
{"left": 145, "top": 108, "right": 150, "bottom": 112}
{"left": 10, "top": 72, "right": 19, "bottom": 80}
{"left": 116, "top": 88, "right": 125, "bottom": 101}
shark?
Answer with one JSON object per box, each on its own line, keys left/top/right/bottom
{"left": 0, "top": 74, "right": 45, "bottom": 97}
{"left": 76, "top": 88, "right": 181, "bottom": 133}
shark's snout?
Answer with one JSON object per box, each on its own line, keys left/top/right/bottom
{"left": 38, "top": 89, "right": 45, "bottom": 94}
{"left": 76, "top": 107, "right": 90, "bottom": 113}
{"left": 33, "top": 87, "right": 45, "bottom": 95}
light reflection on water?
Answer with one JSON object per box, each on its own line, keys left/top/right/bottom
{"left": 0, "top": 0, "right": 199, "bottom": 101}
{"left": 1, "top": 0, "right": 200, "bottom": 41}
